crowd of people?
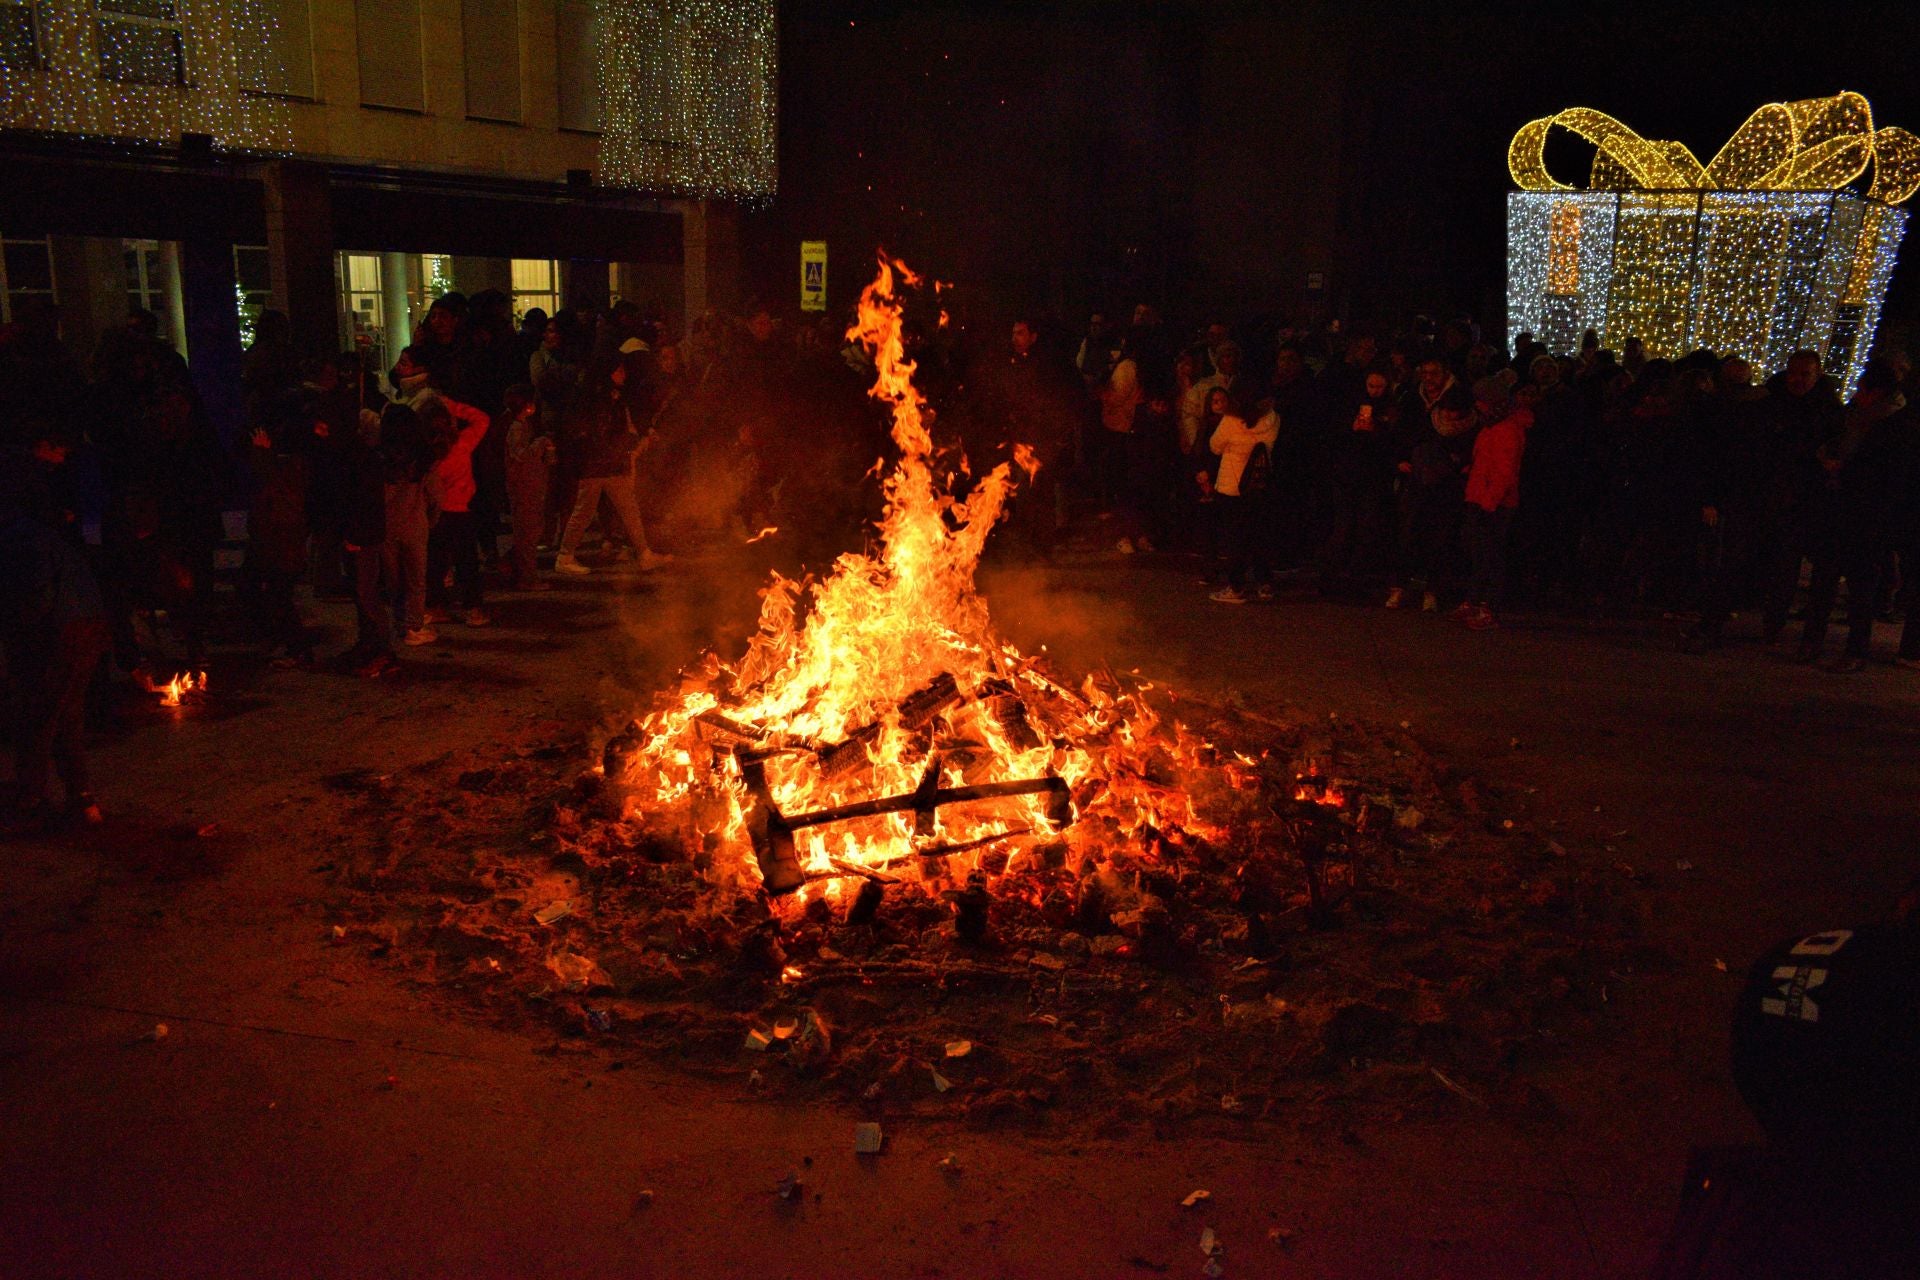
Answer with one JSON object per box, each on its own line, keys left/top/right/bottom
{"left": 5, "top": 278, "right": 1920, "bottom": 829}
{"left": 972, "top": 307, "right": 1920, "bottom": 664}
{"left": 0, "top": 287, "right": 882, "bottom": 828}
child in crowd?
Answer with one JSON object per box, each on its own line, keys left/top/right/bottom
{"left": 421, "top": 392, "right": 493, "bottom": 627}
{"left": 502, "top": 383, "right": 555, "bottom": 592}
{"left": 339, "top": 404, "right": 397, "bottom": 677}
{"left": 1459, "top": 371, "right": 1534, "bottom": 631}
{"left": 1206, "top": 385, "right": 1278, "bottom": 604}
{"left": 242, "top": 398, "right": 316, "bottom": 668}
{"left": 378, "top": 402, "right": 434, "bottom": 646}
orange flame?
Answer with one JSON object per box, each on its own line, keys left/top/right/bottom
{"left": 619, "top": 255, "right": 1239, "bottom": 898}
{"left": 159, "top": 671, "right": 207, "bottom": 707}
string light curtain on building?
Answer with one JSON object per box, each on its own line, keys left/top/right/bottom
{"left": 0, "top": 0, "right": 290, "bottom": 151}
{"left": 595, "top": 0, "right": 777, "bottom": 198}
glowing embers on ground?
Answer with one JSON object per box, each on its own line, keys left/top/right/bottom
{"left": 608, "top": 256, "right": 1244, "bottom": 903}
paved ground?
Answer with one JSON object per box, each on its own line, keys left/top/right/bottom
{"left": 4, "top": 546, "right": 1917, "bottom": 1279}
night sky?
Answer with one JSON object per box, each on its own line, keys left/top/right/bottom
{"left": 746, "top": 1, "right": 1920, "bottom": 349}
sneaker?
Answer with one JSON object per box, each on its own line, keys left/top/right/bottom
{"left": 1823, "top": 654, "right": 1867, "bottom": 674}
{"left": 353, "top": 651, "right": 399, "bottom": 678}
{"left": 1115, "top": 537, "right": 1135, "bottom": 555}
{"left": 424, "top": 607, "right": 450, "bottom": 624}
{"left": 1448, "top": 601, "right": 1476, "bottom": 622}
{"left": 404, "top": 626, "right": 438, "bottom": 646}
{"left": 553, "top": 555, "right": 592, "bottom": 576}
{"left": 637, "top": 549, "right": 677, "bottom": 571}
{"left": 464, "top": 608, "right": 491, "bottom": 627}
{"left": 1421, "top": 591, "right": 1439, "bottom": 613}
{"left": 1384, "top": 587, "right": 1405, "bottom": 610}
{"left": 1464, "top": 606, "right": 1499, "bottom": 631}
{"left": 1254, "top": 583, "right": 1276, "bottom": 602}
{"left": 1790, "top": 642, "right": 1820, "bottom": 664}
{"left": 1209, "top": 587, "right": 1249, "bottom": 605}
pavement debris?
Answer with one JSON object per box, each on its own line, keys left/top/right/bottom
{"left": 854, "top": 1122, "right": 884, "bottom": 1154}
{"left": 1181, "top": 1189, "right": 1212, "bottom": 1208}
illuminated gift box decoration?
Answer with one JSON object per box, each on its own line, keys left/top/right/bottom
{"left": 1506, "top": 92, "right": 1920, "bottom": 396}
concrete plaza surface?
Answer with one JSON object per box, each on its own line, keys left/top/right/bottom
{"left": 4, "top": 550, "right": 1917, "bottom": 1279}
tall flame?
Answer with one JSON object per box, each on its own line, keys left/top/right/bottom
{"left": 621, "top": 255, "right": 1232, "bottom": 898}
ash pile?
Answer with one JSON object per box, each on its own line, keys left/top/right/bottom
{"left": 333, "top": 686, "right": 1651, "bottom": 1134}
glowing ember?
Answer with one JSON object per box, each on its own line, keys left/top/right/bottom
{"left": 615, "top": 255, "right": 1246, "bottom": 902}
{"left": 159, "top": 671, "right": 208, "bottom": 708}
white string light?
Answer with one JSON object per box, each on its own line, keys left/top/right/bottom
{"left": 595, "top": 0, "right": 777, "bottom": 199}
{"left": 0, "top": 0, "right": 289, "bottom": 153}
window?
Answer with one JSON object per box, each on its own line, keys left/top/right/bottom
{"left": 510, "top": 258, "right": 559, "bottom": 323}
{"left": 420, "top": 253, "right": 455, "bottom": 302}
{"left": 123, "top": 239, "right": 179, "bottom": 345}
{"left": 0, "top": 233, "right": 55, "bottom": 324}
{"left": 241, "top": 0, "right": 315, "bottom": 99}
{"left": 555, "top": 0, "right": 597, "bottom": 133}
{"left": 338, "top": 251, "right": 383, "bottom": 327}
{"left": 234, "top": 244, "right": 274, "bottom": 343}
{"left": 1, "top": 0, "right": 40, "bottom": 72}
{"left": 355, "top": 0, "right": 422, "bottom": 111}
{"left": 461, "top": 0, "right": 519, "bottom": 123}
{"left": 95, "top": 0, "right": 187, "bottom": 87}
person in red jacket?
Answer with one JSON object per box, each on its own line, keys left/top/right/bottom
{"left": 422, "top": 392, "right": 493, "bottom": 627}
{"left": 1459, "top": 371, "right": 1534, "bottom": 631}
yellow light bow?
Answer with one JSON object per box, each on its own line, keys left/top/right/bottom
{"left": 1510, "top": 91, "right": 1920, "bottom": 205}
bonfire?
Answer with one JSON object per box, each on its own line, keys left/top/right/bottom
{"left": 340, "top": 265, "right": 1641, "bottom": 1117}
{"left": 607, "top": 257, "right": 1254, "bottom": 907}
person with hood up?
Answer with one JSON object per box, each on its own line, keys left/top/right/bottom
{"left": 1458, "top": 370, "right": 1534, "bottom": 631}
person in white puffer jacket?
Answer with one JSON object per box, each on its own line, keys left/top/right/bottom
{"left": 1204, "top": 386, "right": 1278, "bottom": 603}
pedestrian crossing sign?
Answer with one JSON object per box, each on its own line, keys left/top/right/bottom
{"left": 801, "top": 241, "right": 827, "bottom": 312}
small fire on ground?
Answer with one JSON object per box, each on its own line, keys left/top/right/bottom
{"left": 159, "top": 671, "right": 208, "bottom": 708}
{"left": 605, "top": 256, "right": 1262, "bottom": 911}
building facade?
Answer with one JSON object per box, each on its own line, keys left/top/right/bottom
{"left": 0, "top": 0, "right": 775, "bottom": 428}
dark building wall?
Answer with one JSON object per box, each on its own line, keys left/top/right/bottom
{"left": 744, "top": 3, "right": 1354, "bottom": 332}
{"left": 753, "top": 1, "right": 1920, "bottom": 349}
{"left": 1184, "top": 11, "right": 1350, "bottom": 325}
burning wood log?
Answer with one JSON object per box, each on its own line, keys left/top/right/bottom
{"left": 737, "top": 748, "right": 1074, "bottom": 896}
{"left": 976, "top": 678, "right": 1042, "bottom": 750}
{"left": 814, "top": 672, "right": 962, "bottom": 778}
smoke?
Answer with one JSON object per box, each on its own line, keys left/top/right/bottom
{"left": 595, "top": 537, "right": 783, "bottom": 731}
{"left": 978, "top": 558, "right": 1140, "bottom": 684}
